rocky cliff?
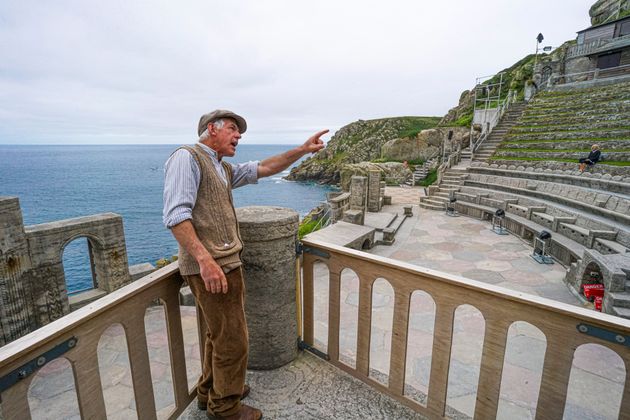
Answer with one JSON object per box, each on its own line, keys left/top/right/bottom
{"left": 286, "top": 116, "right": 440, "bottom": 184}
{"left": 590, "top": 0, "right": 630, "bottom": 25}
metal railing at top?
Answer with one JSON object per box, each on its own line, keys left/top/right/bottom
{"left": 300, "top": 237, "right": 630, "bottom": 419}
{"left": 0, "top": 263, "right": 196, "bottom": 420}
{"left": 566, "top": 33, "right": 630, "bottom": 59}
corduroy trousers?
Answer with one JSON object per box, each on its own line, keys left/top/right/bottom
{"left": 185, "top": 268, "right": 248, "bottom": 417}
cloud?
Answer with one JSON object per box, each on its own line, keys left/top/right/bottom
{"left": 0, "top": 0, "right": 594, "bottom": 144}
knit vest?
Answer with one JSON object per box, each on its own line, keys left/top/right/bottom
{"left": 176, "top": 144, "right": 243, "bottom": 275}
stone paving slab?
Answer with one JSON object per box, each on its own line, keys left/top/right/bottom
{"left": 304, "top": 221, "right": 374, "bottom": 247}
{"left": 364, "top": 211, "right": 397, "bottom": 230}
{"left": 180, "top": 351, "right": 424, "bottom": 420}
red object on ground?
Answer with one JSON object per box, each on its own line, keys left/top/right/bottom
{"left": 594, "top": 296, "right": 603, "bottom": 311}
{"left": 583, "top": 283, "right": 604, "bottom": 301}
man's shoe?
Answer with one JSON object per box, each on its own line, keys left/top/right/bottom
{"left": 197, "top": 385, "right": 251, "bottom": 410}
{"left": 206, "top": 404, "right": 262, "bottom": 420}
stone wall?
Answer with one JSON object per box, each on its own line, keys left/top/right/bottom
{"left": 0, "top": 196, "right": 132, "bottom": 345}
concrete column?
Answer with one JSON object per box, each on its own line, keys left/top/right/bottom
{"left": 236, "top": 206, "right": 299, "bottom": 370}
{"left": 349, "top": 176, "right": 367, "bottom": 225}
{"left": 0, "top": 197, "right": 35, "bottom": 345}
{"left": 367, "top": 170, "right": 382, "bottom": 212}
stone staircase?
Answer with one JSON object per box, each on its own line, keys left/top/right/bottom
{"left": 472, "top": 102, "right": 527, "bottom": 163}
{"left": 419, "top": 169, "right": 466, "bottom": 210}
{"left": 489, "top": 80, "right": 630, "bottom": 174}
{"left": 403, "top": 158, "right": 437, "bottom": 187}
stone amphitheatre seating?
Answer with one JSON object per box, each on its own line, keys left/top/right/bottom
{"left": 421, "top": 78, "right": 630, "bottom": 318}
{"left": 489, "top": 78, "right": 630, "bottom": 176}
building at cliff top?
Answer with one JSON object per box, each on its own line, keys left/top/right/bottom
{"left": 535, "top": 1, "right": 630, "bottom": 87}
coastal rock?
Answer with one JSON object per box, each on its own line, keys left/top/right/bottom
{"left": 381, "top": 126, "right": 471, "bottom": 162}
{"left": 286, "top": 116, "right": 440, "bottom": 185}
{"left": 590, "top": 0, "right": 630, "bottom": 26}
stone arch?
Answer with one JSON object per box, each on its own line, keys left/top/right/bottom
{"left": 60, "top": 233, "right": 104, "bottom": 293}
{"left": 24, "top": 213, "right": 131, "bottom": 327}
{"left": 361, "top": 238, "right": 372, "bottom": 250}
{"left": 580, "top": 261, "right": 603, "bottom": 290}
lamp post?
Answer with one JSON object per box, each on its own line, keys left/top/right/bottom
{"left": 534, "top": 33, "right": 544, "bottom": 70}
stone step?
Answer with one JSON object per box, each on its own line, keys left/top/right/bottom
{"left": 533, "top": 89, "right": 630, "bottom": 104}
{"left": 612, "top": 306, "right": 630, "bottom": 319}
{"left": 609, "top": 292, "right": 630, "bottom": 309}
{"left": 594, "top": 238, "right": 629, "bottom": 255}
{"left": 499, "top": 139, "right": 630, "bottom": 150}
{"left": 494, "top": 150, "right": 630, "bottom": 162}
{"left": 523, "top": 103, "right": 630, "bottom": 118}
{"left": 505, "top": 129, "right": 630, "bottom": 141}
{"left": 510, "top": 120, "right": 630, "bottom": 133}
{"left": 419, "top": 201, "right": 445, "bottom": 211}
{"left": 520, "top": 113, "right": 630, "bottom": 125}
{"left": 438, "top": 187, "right": 460, "bottom": 193}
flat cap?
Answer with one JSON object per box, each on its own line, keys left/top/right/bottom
{"left": 198, "top": 110, "right": 247, "bottom": 136}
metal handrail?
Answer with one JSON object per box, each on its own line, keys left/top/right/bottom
{"left": 312, "top": 205, "right": 332, "bottom": 230}
{"left": 470, "top": 89, "right": 516, "bottom": 155}
{"left": 566, "top": 33, "right": 630, "bottom": 59}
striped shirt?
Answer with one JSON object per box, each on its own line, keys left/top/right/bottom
{"left": 163, "top": 143, "right": 259, "bottom": 228}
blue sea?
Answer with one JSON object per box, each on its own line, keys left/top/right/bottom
{"left": 0, "top": 144, "right": 334, "bottom": 292}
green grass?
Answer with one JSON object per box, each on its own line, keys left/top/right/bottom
{"left": 298, "top": 217, "right": 320, "bottom": 239}
{"left": 503, "top": 137, "right": 630, "bottom": 143}
{"left": 418, "top": 169, "right": 437, "bottom": 186}
{"left": 501, "top": 137, "right": 630, "bottom": 144}
{"left": 397, "top": 116, "right": 442, "bottom": 138}
{"left": 511, "top": 121, "right": 630, "bottom": 130}
{"left": 497, "top": 148, "right": 630, "bottom": 153}
{"left": 506, "top": 127, "right": 630, "bottom": 137}
{"left": 453, "top": 113, "right": 473, "bottom": 127}
{"left": 488, "top": 156, "right": 630, "bottom": 166}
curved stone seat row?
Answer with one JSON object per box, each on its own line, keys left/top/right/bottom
{"left": 505, "top": 129, "right": 630, "bottom": 142}
{"left": 467, "top": 165, "right": 630, "bottom": 195}
{"left": 500, "top": 139, "right": 630, "bottom": 150}
{"left": 461, "top": 173, "right": 630, "bottom": 228}
{"left": 485, "top": 159, "right": 630, "bottom": 177}
{"left": 451, "top": 184, "right": 628, "bottom": 258}
{"left": 494, "top": 150, "right": 630, "bottom": 162}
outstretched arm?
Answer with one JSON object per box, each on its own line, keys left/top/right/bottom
{"left": 257, "top": 129, "right": 328, "bottom": 178}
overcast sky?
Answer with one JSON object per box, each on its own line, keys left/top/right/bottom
{"left": 0, "top": 0, "right": 594, "bottom": 145}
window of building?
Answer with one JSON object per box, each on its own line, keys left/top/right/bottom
{"left": 597, "top": 52, "right": 621, "bottom": 69}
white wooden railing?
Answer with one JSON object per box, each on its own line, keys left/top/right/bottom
{"left": 300, "top": 238, "right": 630, "bottom": 419}
{"left": 0, "top": 263, "right": 197, "bottom": 420}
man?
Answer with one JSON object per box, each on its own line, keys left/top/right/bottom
{"left": 163, "top": 109, "right": 327, "bottom": 420}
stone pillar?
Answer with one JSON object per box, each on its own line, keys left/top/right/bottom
{"left": 367, "top": 170, "right": 382, "bottom": 212}
{"left": 0, "top": 197, "right": 35, "bottom": 345}
{"left": 236, "top": 206, "right": 299, "bottom": 369}
{"left": 349, "top": 176, "right": 367, "bottom": 225}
